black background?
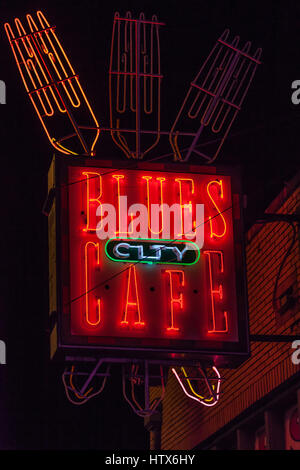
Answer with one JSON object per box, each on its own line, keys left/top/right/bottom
{"left": 0, "top": 0, "right": 299, "bottom": 449}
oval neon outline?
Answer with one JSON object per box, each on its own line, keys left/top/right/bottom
{"left": 104, "top": 238, "right": 200, "bottom": 266}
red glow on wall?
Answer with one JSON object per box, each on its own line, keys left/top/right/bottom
{"left": 122, "top": 265, "right": 145, "bottom": 327}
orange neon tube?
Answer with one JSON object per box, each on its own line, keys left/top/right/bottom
{"left": 165, "top": 270, "right": 185, "bottom": 332}
{"left": 207, "top": 179, "right": 227, "bottom": 238}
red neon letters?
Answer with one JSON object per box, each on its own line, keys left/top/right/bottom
{"left": 165, "top": 270, "right": 185, "bottom": 332}
{"left": 82, "top": 171, "right": 102, "bottom": 232}
{"left": 84, "top": 241, "right": 101, "bottom": 326}
{"left": 69, "top": 167, "right": 235, "bottom": 342}
{"left": 206, "top": 179, "right": 227, "bottom": 239}
{"left": 122, "top": 265, "right": 145, "bottom": 327}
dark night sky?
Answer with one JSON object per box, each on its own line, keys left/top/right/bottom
{"left": 0, "top": 0, "right": 299, "bottom": 450}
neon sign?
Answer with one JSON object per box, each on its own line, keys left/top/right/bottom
{"left": 48, "top": 157, "right": 249, "bottom": 366}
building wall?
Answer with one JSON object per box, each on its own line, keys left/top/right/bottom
{"left": 156, "top": 179, "right": 300, "bottom": 450}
